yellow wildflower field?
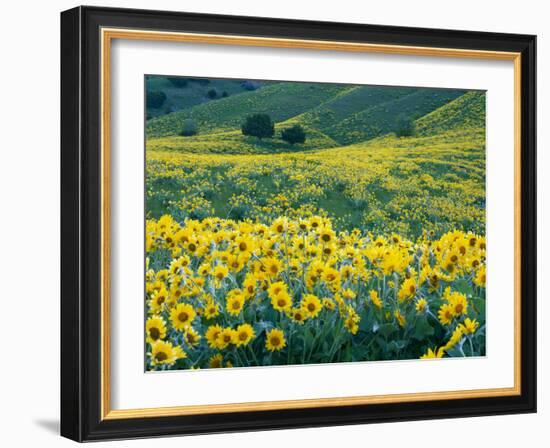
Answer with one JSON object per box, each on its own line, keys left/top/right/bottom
{"left": 144, "top": 77, "right": 486, "bottom": 370}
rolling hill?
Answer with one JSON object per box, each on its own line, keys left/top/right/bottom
{"left": 145, "top": 76, "right": 274, "bottom": 119}
{"left": 145, "top": 79, "right": 485, "bottom": 155}
{"left": 146, "top": 82, "right": 348, "bottom": 138}
{"left": 415, "top": 90, "right": 486, "bottom": 136}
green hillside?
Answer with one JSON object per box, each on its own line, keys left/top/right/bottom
{"left": 326, "top": 88, "right": 467, "bottom": 144}
{"left": 145, "top": 76, "right": 273, "bottom": 119}
{"left": 146, "top": 82, "right": 348, "bottom": 138}
{"left": 288, "top": 85, "right": 418, "bottom": 134}
{"left": 415, "top": 91, "right": 486, "bottom": 136}
{"left": 146, "top": 126, "right": 340, "bottom": 154}
{"left": 145, "top": 78, "right": 484, "bottom": 156}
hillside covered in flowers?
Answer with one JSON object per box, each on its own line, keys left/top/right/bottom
{"left": 144, "top": 77, "right": 486, "bottom": 370}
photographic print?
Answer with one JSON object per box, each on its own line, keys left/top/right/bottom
{"left": 144, "top": 76, "right": 487, "bottom": 371}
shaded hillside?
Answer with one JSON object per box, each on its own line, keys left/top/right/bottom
{"left": 415, "top": 91, "right": 486, "bottom": 136}
{"left": 326, "top": 88, "right": 467, "bottom": 144}
{"left": 145, "top": 76, "right": 273, "bottom": 119}
{"left": 289, "top": 85, "right": 418, "bottom": 134}
{"left": 146, "top": 82, "right": 348, "bottom": 138}
{"left": 145, "top": 78, "right": 484, "bottom": 155}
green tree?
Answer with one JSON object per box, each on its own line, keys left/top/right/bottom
{"left": 180, "top": 119, "right": 198, "bottom": 137}
{"left": 147, "top": 90, "right": 167, "bottom": 108}
{"left": 242, "top": 80, "right": 259, "bottom": 91}
{"left": 207, "top": 88, "right": 218, "bottom": 99}
{"left": 395, "top": 113, "right": 415, "bottom": 137}
{"left": 241, "top": 113, "right": 274, "bottom": 139}
{"left": 281, "top": 124, "right": 306, "bottom": 144}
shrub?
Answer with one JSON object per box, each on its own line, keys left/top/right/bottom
{"left": 180, "top": 119, "right": 198, "bottom": 137}
{"left": 395, "top": 114, "right": 415, "bottom": 137}
{"left": 222, "top": 91, "right": 229, "bottom": 98}
{"left": 241, "top": 80, "right": 260, "bottom": 91}
{"left": 207, "top": 89, "right": 218, "bottom": 99}
{"left": 281, "top": 124, "right": 306, "bottom": 144}
{"left": 167, "top": 77, "right": 188, "bottom": 88}
{"left": 147, "top": 90, "right": 167, "bottom": 108}
{"left": 241, "top": 113, "right": 274, "bottom": 139}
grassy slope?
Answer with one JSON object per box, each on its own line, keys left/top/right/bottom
{"left": 415, "top": 91, "right": 486, "bottom": 136}
{"left": 286, "top": 85, "right": 418, "bottom": 133}
{"left": 145, "top": 83, "right": 483, "bottom": 156}
{"left": 146, "top": 127, "right": 340, "bottom": 154}
{"left": 146, "top": 82, "right": 348, "bottom": 138}
{"left": 327, "top": 88, "right": 467, "bottom": 144}
{"left": 145, "top": 76, "right": 273, "bottom": 119}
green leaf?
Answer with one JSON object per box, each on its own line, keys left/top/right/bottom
{"left": 412, "top": 315, "right": 434, "bottom": 340}
{"left": 376, "top": 323, "right": 398, "bottom": 338}
{"left": 387, "top": 340, "right": 406, "bottom": 352}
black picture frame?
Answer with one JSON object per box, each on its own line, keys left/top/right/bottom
{"left": 61, "top": 5, "right": 536, "bottom": 442}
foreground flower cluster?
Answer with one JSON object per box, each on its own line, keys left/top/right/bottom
{"left": 145, "top": 215, "right": 486, "bottom": 370}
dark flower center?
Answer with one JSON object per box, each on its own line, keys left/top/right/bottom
{"left": 155, "top": 351, "right": 168, "bottom": 362}
{"left": 149, "top": 327, "right": 160, "bottom": 340}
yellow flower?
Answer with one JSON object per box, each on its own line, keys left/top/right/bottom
{"left": 344, "top": 306, "right": 360, "bottom": 334}
{"left": 227, "top": 253, "right": 246, "bottom": 273}
{"left": 203, "top": 300, "right": 220, "bottom": 319}
{"left": 438, "top": 303, "right": 455, "bottom": 325}
{"left": 322, "top": 297, "right": 336, "bottom": 311}
{"left": 301, "top": 294, "right": 322, "bottom": 318}
{"left": 369, "top": 290, "right": 382, "bottom": 309}
{"left": 268, "top": 281, "right": 292, "bottom": 312}
{"left": 460, "top": 318, "right": 479, "bottom": 335}
{"left": 398, "top": 277, "right": 417, "bottom": 302}
{"left": 265, "top": 328, "right": 286, "bottom": 352}
{"left": 318, "top": 226, "right": 336, "bottom": 244}
{"left": 340, "top": 265, "right": 355, "bottom": 281}
{"left": 342, "top": 289, "right": 356, "bottom": 300}
{"left": 289, "top": 307, "right": 308, "bottom": 324}
{"left": 415, "top": 298, "right": 428, "bottom": 313}
{"left": 242, "top": 275, "right": 257, "bottom": 298}
{"left": 473, "top": 265, "right": 486, "bottom": 287}
{"left": 446, "top": 290, "right": 468, "bottom": 316}
{"left": 263, "top": 257, "right": 283, "bottom": 278}
{"left": 235, "top": 324, "right": 255, "bottom": 346}
{"left": 308, "top": 215, "right": 322, "bottom": 229}
{"left": 149, "top": 287, "right": 169, "bottom": 314}
{"left": 184, "top": 327, "right": 201, "bottom": 347}
{"left": 217, "top": 327, "right": 236, "bottom": 349}
{"left": 271, "top": 217, "right": 289, "bottom": 234}
{"left": 209, "top": 353, "right": 223, "bottom": 368}
{"left": 226, "top": 289, "right": 245, "bottom": 315}
{"left": 212, "top": 264, "right": 229, "bottom": 283}
{"left": 146, "top": 315, "right": 167, "bottom": 343}
{"left": 149, "top": 340, "right": 185, "bottom": 366}
{"left": 322, "top": 267, "right": 341, "bottom": 285}
{"left": 170, "top": 303, "right": 196, "bottom": 331}
{"left": 394, "top": 309, "right": 406, "bottom": 328}
{"left": 205, "top": 324, "right": 223, "bottom": 349}
{"left": 441, "top": 325, "right": 464, "bottom": 352}
{"left": 268, "top": 281, "right": 288, "bottom": 299}
{"left": 420, "top": 347, "right": 444, "bottom": 359}
{"left": 235, "top": 235, "right": 255, "bottom": 254}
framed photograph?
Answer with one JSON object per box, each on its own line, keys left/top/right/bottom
{"left": 60, "top": 6, "right": 536, "bottom": 441}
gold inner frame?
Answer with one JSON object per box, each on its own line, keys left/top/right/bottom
{"left": 100, "top": 27, "right": 522, "bottom": 420}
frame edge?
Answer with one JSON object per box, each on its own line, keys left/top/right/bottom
{"left": 60, "top": 5, "right": 84, "bottom": 442}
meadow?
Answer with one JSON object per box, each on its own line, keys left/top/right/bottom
{"left": 144, "top": 77, "right": 486, "bottom": 371}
